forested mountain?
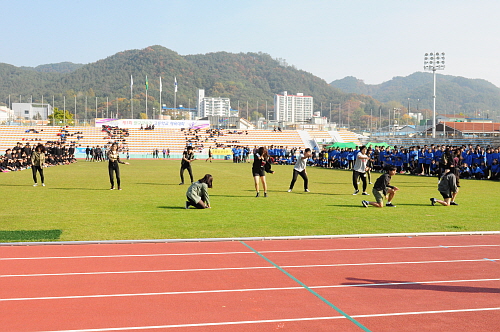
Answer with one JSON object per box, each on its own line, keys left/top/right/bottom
{"left": 330, "top": 73, "right": 500, "bottom": 117}
{"left": 20, "top": 62, "right": 84, "bottom": 73}
{"left": 3, "top": 45, "right": 498, "bottom": 129}
{"left": 0, "top": 45, "right": 382, "bottom": 125}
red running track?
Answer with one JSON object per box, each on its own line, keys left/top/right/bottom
{"left": 0, "top": 235, "right": 499, "bottom": 331}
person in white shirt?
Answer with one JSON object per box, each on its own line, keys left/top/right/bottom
{"left": 288, "top": 148, "right": 312, "bottom": 192}
{"left": 352, "top": 146, "right": 370, "bottom": 195}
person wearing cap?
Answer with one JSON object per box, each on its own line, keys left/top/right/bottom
{"left": 430, "top": 165, "right": 459, "bottom": 206}
{"left": 179, "top": 146, "right": 195, "bottom": 185}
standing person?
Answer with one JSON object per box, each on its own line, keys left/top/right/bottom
{"left": 430, "top": 165, "right": 459, "bottom": 206}
{"left": 31, "top": 144, "right": 46, "bottom": 187}
{"left": 107, "top": 143, "right": 129, "bottom": 190}
{"left": 252, "top": 146, "right": 274, "bottom": 197}
{"left": 85, "top": 145, "right": 90, "bottom": 161}
{"left": 95, "top": 146, "right": 102, "bottom": 162}
{"left": 185, "top": 174, "right": 213, "bottom": 209}
{"left": 179, "top": 146, "right": 195, "bottom": 185}
{"left": 288, "top": 148, "right": 311, "bottom": 192}
{"left": 362, "top": 166, "right": 399, "bottom": 208}
{"left": 352, "top": 146, "right": 370, "bottom": 195}
{"left": 206, "top": 147, "right": 213, "bottom": 163}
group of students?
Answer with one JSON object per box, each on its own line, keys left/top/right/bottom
{"left": 182, "top": 145, "right": 311, "bottom": 208}
{"left": 14, "top": 140, "right": 471, "bottom": 210}
{"left": 182, "top": 143, "right": 468, "bottom": 210}
{"left": 318, "top": 144, "right": 500, "bottom": 180}
{"left": 1, "top": 142, "right": 77, "bottom": 185}
{"left": 351, "top": 145, "right": 460, "bottom": 208}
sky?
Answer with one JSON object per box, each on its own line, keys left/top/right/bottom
{"left": 3, "top": 0, "right": 500, "bottom": 87}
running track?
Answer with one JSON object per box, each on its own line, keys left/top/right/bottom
{"left": 1, "top": 234, "right": 499, "bottom": 331}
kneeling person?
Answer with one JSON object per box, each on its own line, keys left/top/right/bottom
{"left": 430, "top": 165, "right": 459, "bottom": 206}
{"left": 362, "top": 166, "right": 399, "bottom": 208}
{"left": 185, "top": 174, "right": 213, "bottom": 209}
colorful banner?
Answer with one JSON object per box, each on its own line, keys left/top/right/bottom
{"left": 210, "top": 148, "right": 233, "bottom": 155}
{"left": 95, "top": 118, "right": 210, "bottom": 130}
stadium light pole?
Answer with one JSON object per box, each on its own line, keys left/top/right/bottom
{"left": 424, "top": 52, "right": 445, "bottom": 138}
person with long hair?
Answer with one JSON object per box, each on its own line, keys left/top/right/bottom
{"left": 185, "top": 174, "right": 213, "bottom": 209}
{"left": 31, "top": 144, "right": 46, "bottom": 187}
{"left": 252, "top": 146, "right": 274, "bottom": 197}
{"left": 107, "top": 143, "right": 129, "bottom": 190}
{"left": 430, "top": 165, "right": 459, "bottom": 206}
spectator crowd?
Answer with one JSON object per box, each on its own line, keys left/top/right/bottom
{"left": 1, "top": 141, "right": 77, "bottom": 172}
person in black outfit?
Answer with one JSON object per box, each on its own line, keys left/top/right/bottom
{"left": 31, "top": 144, "right": 46, "bottom": 187}
{"left": 180, "top": 146, "right": 195, "bottom": 185}
{"left": 107, "top": 143, "right": 129, "bottom": 190}
{"left": 252, "top": 146, "right": 274, "bottom": 197}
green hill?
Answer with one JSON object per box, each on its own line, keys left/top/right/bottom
{"left": 330, "top": 73, "right": 500, "bottom": 117}
{"left": 20, "top": 62, "right": 84, "bottom": 74}
{"left": 9, "top": 45, "right": 498, "bottom": 129}
{"left": 0, "top": 46, "right": 379, "bottom": 124}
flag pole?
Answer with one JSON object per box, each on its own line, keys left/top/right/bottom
{"left": 159, "top": 76, "right": 162, "bottom": 120}
{"left": 145, "top": 75, "right": 149, "bottom": 119}
{"left": 174, "top": 76, "right": 177, "bottom": 111}
{"left": 130, "top": 75, "right": 134, "bottom": 119}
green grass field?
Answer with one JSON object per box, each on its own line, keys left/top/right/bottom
{"left": 1, "top": 159, "right": 498, "bottom": 242}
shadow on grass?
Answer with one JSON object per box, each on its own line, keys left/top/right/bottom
{"left": 48, "top": 188, "right": 108, "bottom": 191}
{"left": 211, "top": 194, "right": 253, "bottom": 198}
{"left": 325, "top": 204, "right": 366, "bottom": 208}
{"left": 313, "top": 192, "right": 351, "bottom": 196}
{"left": 0, "top": 229, "right": 62, "bottom": 242}
{"left": 343, "top": 277, "right": 500, "bottom": 294}
{"left": 158, "top": 206, "right": 188, "bottom": 210}
{"left": 0, "top": 184, "right": 31, "bottom": 187}
{"left": 136, "top": 183, "right": 178, "bottom": 186}
{"left": 396, "top": 203, "right": 434, "bottom": 206}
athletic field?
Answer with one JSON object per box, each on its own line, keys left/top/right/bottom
{"left": 0, "top": 159, "right": 498, "bottom": 243}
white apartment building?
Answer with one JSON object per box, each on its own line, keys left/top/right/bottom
{"left": 274, "top": 91, "right": 313, "bottom": 123}
{"left": 12, "top": 103, "right": 53, "bottom": 120}
{"left": 197, "top": 89, "right": 231, "bottom": 118}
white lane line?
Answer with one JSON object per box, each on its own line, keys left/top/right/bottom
{"left": 351, "top": 307, "right": 500, "bottom": 318}
{"left": 2, "top": 244, "right": 498, "bottom": 261}
{"left": 1, "top": 258, "right": 498, "bottom": 278}
{"left": 1, "top": 278, "right": 499, "bottom": 302}
{"left": 37, "top": 307, "right": 500, "bottom": 331}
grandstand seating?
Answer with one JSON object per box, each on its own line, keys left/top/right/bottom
{"left": 0, "top": 125, "right": 361, "bottom": 157}
{"left": 307, "top": 130, "right": 333, "bottom": 145}
{"left": 336, "top": 129, "right": 362, "bottom": 145}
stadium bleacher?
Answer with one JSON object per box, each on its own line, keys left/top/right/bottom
{"left": 0, "top": 125, "right": 362, "bottom": 158}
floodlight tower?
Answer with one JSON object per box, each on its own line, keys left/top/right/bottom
{"left": 424, "top": 52, "right": 445, "bottom": 138}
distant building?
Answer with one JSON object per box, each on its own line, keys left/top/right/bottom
{"left": 436, "top": 114, "right": 469, "bottom": 123}
{"left": 12, "top": 103, "right": 53, "bottom": 121}
{"left": 274, "top": 91, "right": 313, "bottom": 123}
{"left": 197, "top": 89, "right": 231, "bottom": 118}
{"left": 425, "top": 122, "right": 500, "bottom": 137}
{"left": 0, "top": 106, "right": 13, "bottom": 122}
